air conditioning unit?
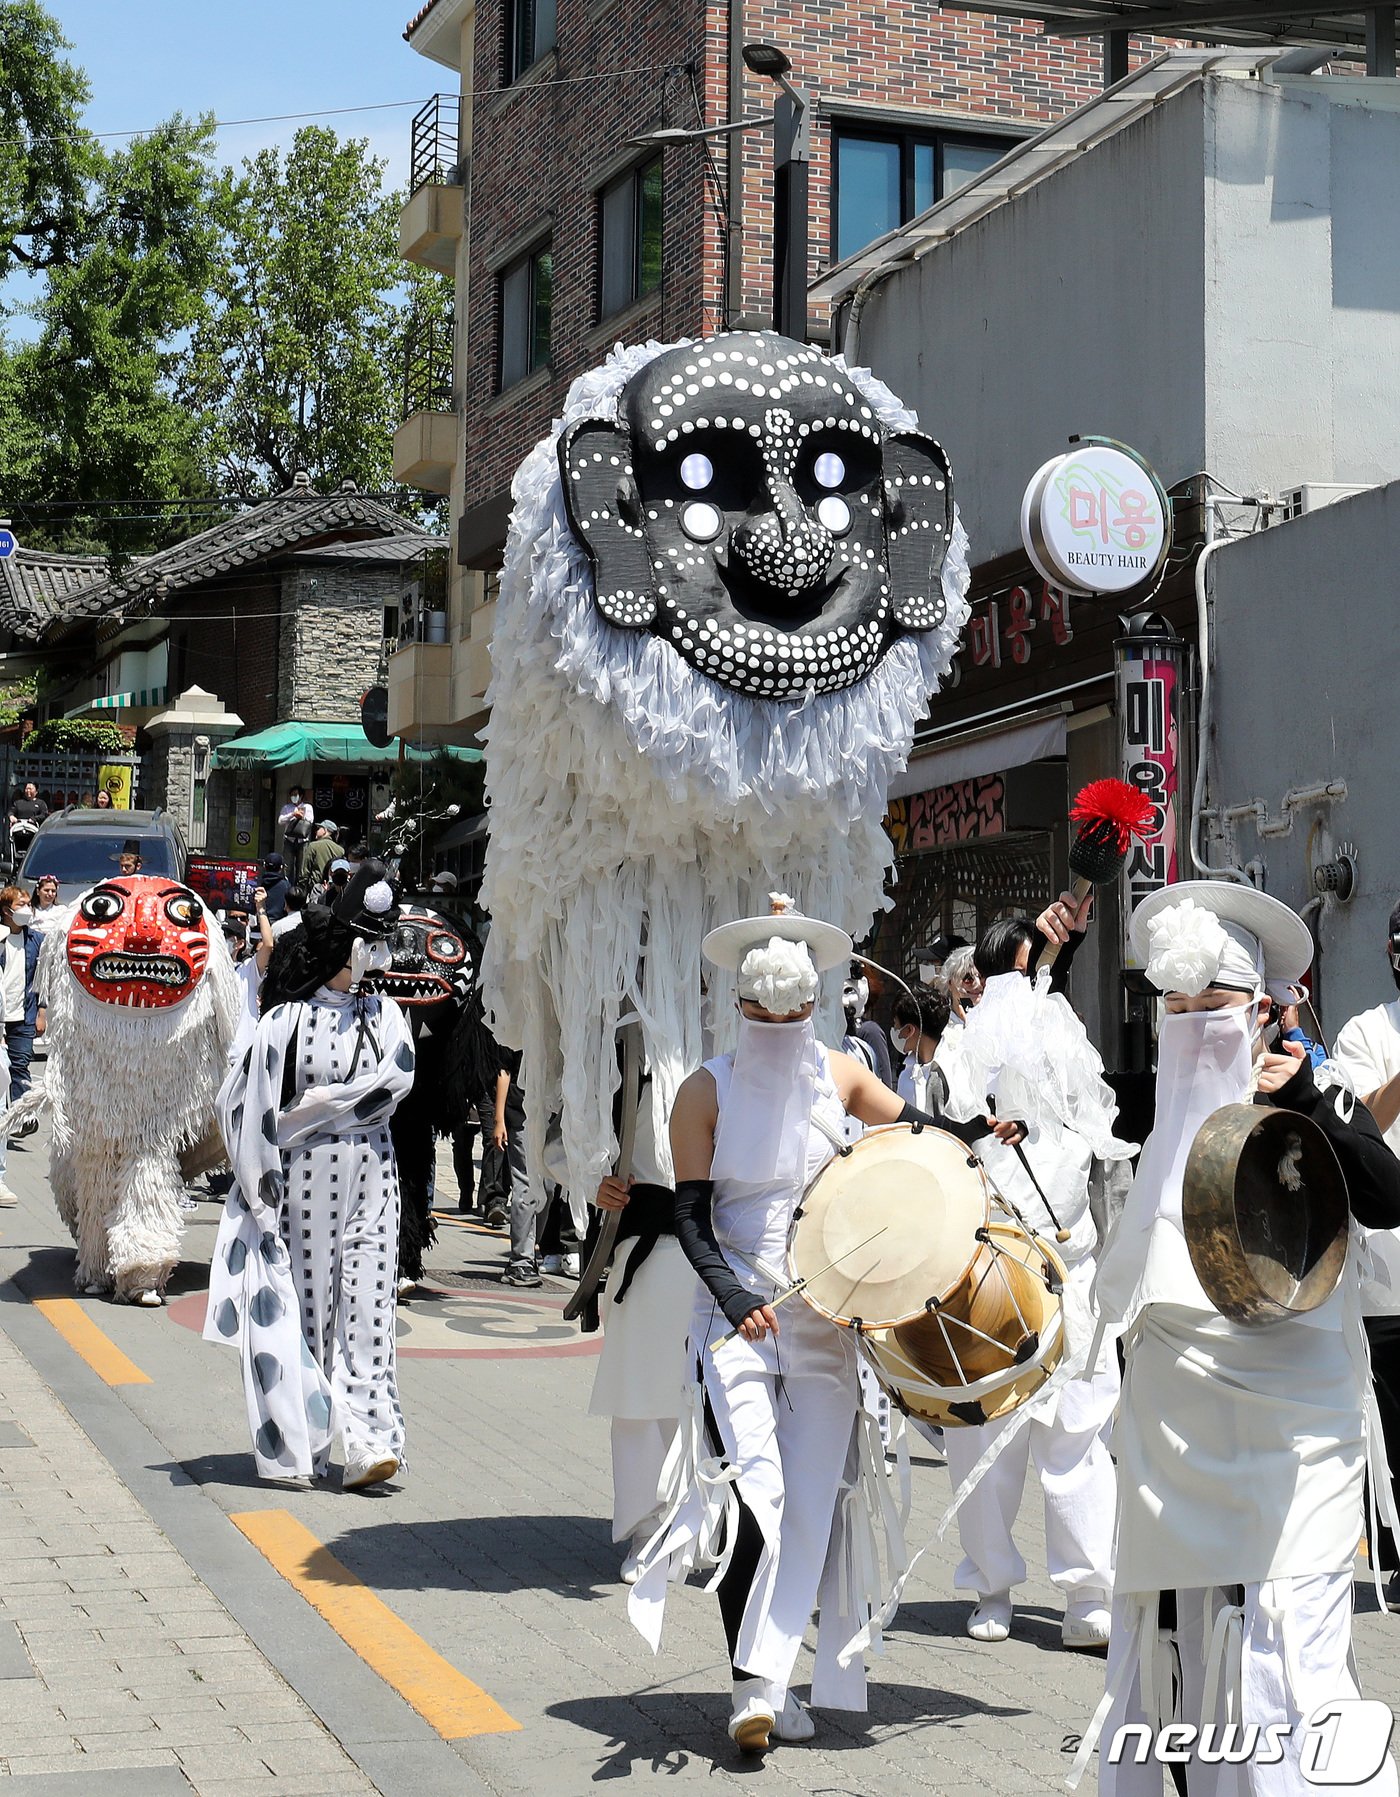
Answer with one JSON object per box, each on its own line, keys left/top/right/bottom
{"left": 1279, "top": 482, "right": 1373, "bottom": 521}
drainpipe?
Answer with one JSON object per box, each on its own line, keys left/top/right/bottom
{"left": 1189, "top": 520, "right": 1250, "bottom": 884}
{"left": 725, "top": 0, "right": 744, "bottom": 327}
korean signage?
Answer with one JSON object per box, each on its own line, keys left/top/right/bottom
{"left": 887, "top": 773, "right": 1006, "bottom": 858}
{"left": 1021, "top": 442, "right": 1171, "bottom": 598}
{"left": 188, "top": 856, "right": 260, "bottom": 914}
{"left": 1117, "top": 629, "right": 1188, "bottom": 968}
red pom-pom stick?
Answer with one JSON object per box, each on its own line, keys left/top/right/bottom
{"left": 1069, "top": 778, "right": 1155, "bottom": 855}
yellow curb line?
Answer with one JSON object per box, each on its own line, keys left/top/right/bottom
{"left": 231, "top": 1508, "right": 521, "bottom": 1740}
{"left": 31, "top": 1297, "right": 152, "bottom": 1386}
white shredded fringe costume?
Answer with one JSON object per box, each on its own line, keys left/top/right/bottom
{"left": 939, "top": 964, "right": 1136, "bottom": 1625}
{"left": 630, "top": 1024, "right": 905, "bottom": 1713}
{"left": 587, "top": 1083, "right": 699, "bottom": 1551}
{"left": 478, "top": 336, "right": 970, "bottom": 1221}
{"left": 1071, "top": 889, "right": 1400, "bottom": 1797}
{"left": 11, "top": 909, "right": 238, "bottom": 1301}
{"left": 206, "top": 988, "right": 415, "bottom": 1481}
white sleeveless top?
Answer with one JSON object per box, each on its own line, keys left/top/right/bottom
{"left": 704, "top": 1044, "right": 861, "bottom": 1277}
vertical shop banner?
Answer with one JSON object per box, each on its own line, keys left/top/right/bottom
{"left": 1117, "top": 640, "right": 1185, "bottom": 966}
{"left": 97, "top": 763, "right": 132, "bottom": 808}
{"left": 231, "top": 768, "right": 261, "bottom": 859}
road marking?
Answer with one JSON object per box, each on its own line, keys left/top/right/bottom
{"left": 31, "top": 1297, "right": 152, "bottom": 1386}
{"left": 231, "top": 1509, "right": 521, "bottom": 1740}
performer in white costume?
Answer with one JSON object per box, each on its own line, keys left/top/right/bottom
{"left": 939, "top": 895, "right": 1134, "bottom": 1651}
{"left": 1080, "top": 881, "right": 1400, "bottom": 1796}
{"left": 587, "top": 1072, "right": 698, "bottom": 1582}
{"left": 632, "top": 897, "right": 1021, "bottom": 1754}
{"left": 207, "top": 864, "right": 415, "bottom": 1491}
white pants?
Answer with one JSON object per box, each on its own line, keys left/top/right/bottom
{"left": 943, "top": 1334, "right": 1119, "bottom": 1606}
{"left": 610, "top": 1417, "right": 677, "bottom": 1544}
{"left": 1099, "top": 1577, "right": 1399, "bottom": 1796}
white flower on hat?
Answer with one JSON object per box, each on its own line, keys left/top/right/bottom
{"left": 364, "top": 880, "right": 394, "bottom": 916}
{"left": 1144, "top": 897, "right": 1228, "bottom": 995}
{"left": 738, "top": 937, "right": 818, "bottom": 1016}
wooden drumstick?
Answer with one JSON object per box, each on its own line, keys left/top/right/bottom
{"left": 708, "top": 1226, "right": 889, "bottom": 1353}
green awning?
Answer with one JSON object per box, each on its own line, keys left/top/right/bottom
{"left": 211, "top": 720, "right": 482, "bottom": 771}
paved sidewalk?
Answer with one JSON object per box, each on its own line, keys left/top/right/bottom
{"left": 0, "top": 1324, "right": 379, "bottom": 1793}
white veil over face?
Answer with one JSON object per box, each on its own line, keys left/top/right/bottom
{"left": 481, "top": 336, "right": 970, "bottom": 1227}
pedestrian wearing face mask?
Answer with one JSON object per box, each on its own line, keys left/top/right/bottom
{"left": 1079, "top": 883, "right": 1400, "bottom": 1797}
{"left": 630, "top": 895, "right": 1023, "bottom": 1755}
{"left": 0, "top": 886, "right": 42, "bottom": 1117}
{"left": 891, "top": 989, "right": 950, "bottom": 1116}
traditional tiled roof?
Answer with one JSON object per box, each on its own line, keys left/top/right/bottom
{"left": 0, "top": 547, "right": 113, "bottom": 636}
{"left": 404, "top": 0, "right": 443, "bottom": 40}
{"left": 290, "top": 534, "right": 443, "bottom": 564}
{"left": 2, "top": 481, "right": 441, "bottom": 642}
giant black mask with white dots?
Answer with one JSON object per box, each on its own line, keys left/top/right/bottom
{"left": 559, "top": 332, "right": 955, "bottom": 699}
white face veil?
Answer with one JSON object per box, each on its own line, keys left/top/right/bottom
{"left": 1094, "top": 916, "right": 1267, "bottom": 1328}
{"left": 711, "top": 938, "right": 821, "bottom": 1188}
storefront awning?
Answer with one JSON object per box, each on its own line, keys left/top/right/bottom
{"left": 63, "top": 688, "right": 168, "bottom": 718}
{"left": 211, "top": 720, "right": 483, "bottom": 771}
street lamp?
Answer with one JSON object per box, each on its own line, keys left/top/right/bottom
{"left": 629, "top": 40, "right": 812, "bottom": 342}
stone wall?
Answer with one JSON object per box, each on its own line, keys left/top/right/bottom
{"left": 276, "top": 563, "right": 402, "bottom": 721}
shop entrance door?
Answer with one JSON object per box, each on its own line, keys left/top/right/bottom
{"left": 871, "top": 830, "right": 1056, "bottom": 987}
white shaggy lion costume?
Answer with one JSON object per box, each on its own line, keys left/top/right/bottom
{"left": 8, "top": 876, "right": 239, "bottom": 1302}
{"left": 482, "top": 332, "right": 970, "bottom": 1224}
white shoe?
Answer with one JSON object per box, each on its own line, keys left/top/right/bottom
{"left": 770, "top": 1690, "right": 815, "bottom": 1742}
{"left": 727, "top": 1678, "right": 775, "bottom": 1754}
{"left": 1061, "top": 1602, "right": 1111, "bottom": 1651}
{"left": 396, "top": 1276, "right": 416, "bottom": 1298}
{"left": 135, "top": 1290, "right": 163, "bottom": 1308}
{"left": 83, "top": 1281, "right": 107, "bottom": 1295}
{"left": 343, "top": 1450, "right": 398, "bottom": 1490}
{"left": 561, "top": 1252, "right": 581, "bottom": 1277}
{"left": 0, "top": 1183, "right": 17, "bottom": 1207}
{"left": 620, "top": 1547, "right": 643, "bottom": 1585}
{"left": 539, "top": 1253, "right": 564, "bottom": 1274}
{"left": 967, "top": 1592, "right": 1013, "bottom": 1642}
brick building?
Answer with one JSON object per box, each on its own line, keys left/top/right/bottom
{"left": 0, "top": 480, "right": 442, "bottom": 860}
{"left": 392, "top": 0, "right": 1162, "bottom": 739}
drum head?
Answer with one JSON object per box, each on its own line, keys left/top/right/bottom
{"left": 790, "top": 1124, "right": 989, "bottom": 1329}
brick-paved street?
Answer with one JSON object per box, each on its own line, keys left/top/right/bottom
{"left": 2, "top": 1115, "right": 1398, "bottom": 1796}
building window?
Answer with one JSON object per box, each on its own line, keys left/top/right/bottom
{"left": 833, "top": 126, "right": 1013, "bottom": 262}
{"left": 598, "top": 158, "right": 663, "bottom": 320}
{"left": 507, "top": 0, "right": 556, "bottom": 82}
{"left": 498, "top": 243, "right": 552, "bottom": 390}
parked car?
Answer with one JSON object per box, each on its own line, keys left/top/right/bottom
{"left": 19, "top": 808, "right": 190, "bottom": 907}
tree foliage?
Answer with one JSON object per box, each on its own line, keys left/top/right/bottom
{"left": 0, "top": 8, "right": 452, "bottom": 551}
{"left": 0, "top": 0, "right": 94, "bottom": 279}
{"left": 185, "top": 127, "right": 423, "bottom": 501}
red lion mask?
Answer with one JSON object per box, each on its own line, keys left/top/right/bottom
{"left": 66, "top": 876, "right": 210, "bottom": 1009}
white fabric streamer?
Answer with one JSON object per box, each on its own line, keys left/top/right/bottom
{"left": 480, "top": 334, "right": 969, "bottom": 1230}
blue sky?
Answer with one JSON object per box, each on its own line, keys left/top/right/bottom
{"left": 4, "top": 4, "right": 443, "bottom": 327}
{"left": 48, "top": 0, "right": 437, "bottom": 186}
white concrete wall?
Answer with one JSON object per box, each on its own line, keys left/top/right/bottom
{"left": 852, "top": 71, "right": 1400, "bottom": 565}
{"left": 1206, "top": 479, "right": 1400, "bottom": 1037}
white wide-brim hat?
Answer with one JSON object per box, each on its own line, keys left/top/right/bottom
{"left": 702, "top": 903, "right": 853, "bottom": 974}
{"left": 1130, "top": 880, "right": 1312, "bottom": 988}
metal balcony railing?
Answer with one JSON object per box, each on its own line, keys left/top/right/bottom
{"left": 402, "top": 311, "right": 455, "bottom": 421}
{"left": 410, "top": 93, "right": 461, "bottom": 196}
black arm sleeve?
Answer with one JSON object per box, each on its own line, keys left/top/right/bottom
{"left": 673, "top": 1179, "right": 761, "bottom": 1329}
{"left": 1266, "top": 1057, "right": 1400, "bottom": 1229}
{"left": 1028, "top": 922, "right": 1086, "bottom": 996}
{"left": 898, "top": 1098, "right": 989, "bottom": 1149}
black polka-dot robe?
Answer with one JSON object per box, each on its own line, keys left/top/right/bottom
{"left": 205, "top": 987, "right": 415, "bottom": 1480}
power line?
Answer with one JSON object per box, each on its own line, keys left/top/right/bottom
{"left": 3, "top": 65, "right": 683, "bottom": 150}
